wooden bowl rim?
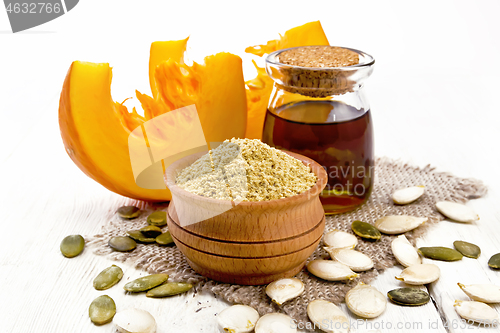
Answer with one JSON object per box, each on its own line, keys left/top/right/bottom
{"left": 165, "top": 149, "right": 328, "bottom": 207}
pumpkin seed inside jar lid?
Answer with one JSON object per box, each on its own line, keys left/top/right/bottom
{"left": 89, "top": 295, "right": 116, "bottom": 325}
{"left": 418, "top": 246, "right": 463, "bottom": 261}
{"left": 93, "top": 265, "right": 123, "bottom": 290}
{"left": 60, "top": 234, "right": 85, "bottom": 258}
{"left": 453, "top": 240, "right": 481, "bottom": 258}
{"left": 345, "top": 282, "right": 386, "bottom": 318}
{"left": 351, "top": 220, "right": 381, "bottom": 240}
{"left": 116, "top": 205, "right": 141, "bottom": 219}
{"left": 387, "top": 287, "right": 430, "bottom": 306}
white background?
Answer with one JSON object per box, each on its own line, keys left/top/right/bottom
{"left": 1, "top": 1, "right": 500, "bottom": 332}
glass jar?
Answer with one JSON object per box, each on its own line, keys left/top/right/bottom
{"left": 262, "top": 46, "right": 375, "bottom": 214}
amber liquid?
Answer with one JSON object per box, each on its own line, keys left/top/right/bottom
{"left": 262, "top": 101, "right": 374, "bottom": 214}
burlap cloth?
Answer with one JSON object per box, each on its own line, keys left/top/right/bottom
{"left": 88, "top": 157, "right": 487, "bottom": 329}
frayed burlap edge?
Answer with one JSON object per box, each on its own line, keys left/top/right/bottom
{"left": 86, "top": 157, "right": 487, "bottom": 331}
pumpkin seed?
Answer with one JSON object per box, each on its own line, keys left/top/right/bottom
{"left": 156, "top": 231, "right": 174, "bottom": 245}
{"left": 453, "top": 240, "right": 481, "bottom": 258}
{"left": 392, "top": 185, "right": 425, "bottom": 205}
{"left": 255, "top": 313, "right": 297, "bottom": 333}
{"left": 345, "top": 282, "right": 386, "bottom": 318}
{"left": 265, "top": 278, "right": 304, "bottom": 305}
{"left": 391, "top": 235, "right": 421, "bottom": 267}
{"left": 146, "top": 282, "right": 193, "bottom": 297}
{"left": 307, "top": 299, "right": 350, "bottom": 333}
{"left": 458, "top": 283, "right": 500, "bottom": 303}
{"left": 488, "top": 253, "right": 500, "bottom": 269}
{"left": 127, "top": 230, "right": 157, "bottom": 243}
{"left": 387, "top": 287, "right": 430, "bottom": 306}
{"left": 93, "top": 265, "right": 123, "bottom": 290}
{"left": 351, "top": 220, "right": 381, "bottom": 240}
{"left": 140, "top": 225, "right": 162, "bottom": 238}
{"left": 395, "top": 264, "right": 440, "bottom": 285}
{"left": 60, "top": 234, "right": 85, "bottom": 258}
{"left": 375, "top": 215, "right": 427, "bottom": 234}
{"left": 108, "top": 236, "right": 136, "bottom": 252}
{"left": 436, "top": 201, "right": 479, "bottom": 223}
{"left": 217, "top": 304, "right": 260, "bottom": 333}
{"left": 117, "top": 205, "right": 141, "bottom": 219}
{"left": 114, "top": 308, "right": 156, "bottom": 333}
{"left": 89, "top": 295, "right": 116, "bottom": 325}
{"left": 307, "top": 259, "right": 359, "bottom": 281}
{"left": 418, "top": 246, "right": 463, "bottom": 261}
{"left": 123, "top": 273, "right": 169, "bottom": 292}
{"left": 323, "top": 229, "right": 357, "bottom": 249}
{"left": 324, "top": 247, "right": 374, "bottom": 272}
{"left": 147, "top": 211, "right": 167, "bottom": 226}
{"left": 454, "top": 300, "right": 499, "bottom": 324}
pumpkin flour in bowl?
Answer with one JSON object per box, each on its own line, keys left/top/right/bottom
{"left": 175, "top": 138, "right": 317, "bottom": 201}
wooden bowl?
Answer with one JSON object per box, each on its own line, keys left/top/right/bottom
{"left": 165, "top": 151, "right": 327, "bottom": 285}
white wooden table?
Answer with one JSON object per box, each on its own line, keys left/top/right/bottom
{"left": 1, "top": 1, "right": 500, "bottom": 332}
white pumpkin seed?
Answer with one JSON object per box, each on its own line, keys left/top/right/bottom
{"left": 392, "top": 186, "right": 425, "bottom": 205}
{"left": 254, "top": 313, "right": 296, "bottom": 333}
{"left": 375, "top": 215, "right": 427, "bottom": 234}
{"left": 323, "top": 229, "right": 357, "bottom": 249}
{"left": 324, "top": 247, "right": 374, "bottom": 272}
{"left": 265, "top": 278, "right": 304, "bottom": 306}
{"left": 391, "top": 235, "right": 421, "bottom": 267}
{"left": 217, "top": 305, "right": 260, "bottom": 333}
{"left": 307, "top": 260, "right": 359, "bottom": 281}
{"left": 113, "top": 308, "right": 156, "bottom": 333}
{"left": 395, "top": 264, "right": 440, "bottom": 285}
{"left": 345, "top": 282, "right": 387, "bottom": 318}
{"left": 307, "top": 299, "right": 350, "bottom": 333}
{"left": 436, "top": 201, "right": 479, "bottom": 223}
{"left": 458, "top": 283, "right": 500, "bottom": 303}
{"left": 454, "top": 300, "right": 499, "bottom": 324}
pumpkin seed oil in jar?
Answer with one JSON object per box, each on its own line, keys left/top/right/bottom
{"left": 262, "top": 100, "right": 374, "bottom": 214}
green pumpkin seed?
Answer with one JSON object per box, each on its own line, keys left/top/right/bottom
{"left": 453, "top": 241, "right": 481, "bottom": 259}
{"left": 60, "top": 235, "right": 85, "bottom": 258}
{"left": 147, "top": 211, "right": 167, "bottom": 226}
{"left": 488, "top": 253, "right": 500, "bottom": 269}
{"left": 418, "top": 247, "right": 463, "bottom": 261}
{"left": 351, "top": 220, "right": 381, "bottom": 240}
{"left": 156, "top": 231, "right": 174, "bottom": 245}
{"left": 127, "top": 230, "right": 157, "bottom": 243}
{"left": 93, "top": 265, "right": 123, "bottom": 290}
{"left": 89, "top": 295, "right": 116, "bottom": 325}
{"left": 108, "top": 236, "right": 136, "bottom": 252}
{"left": 117, "top": 206, "right": 141, "bottom": 219}
{"left": 388, "top": 288, "right": 430, "bottom": 306}
{"left": 146, "top": 282, "right": 193, "bottom": 297}
{"left": 124, "top": 273, "right": 169, "bottom": 292}
{"left": 140, "top": 225, "right": 162, "bottom": 238}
